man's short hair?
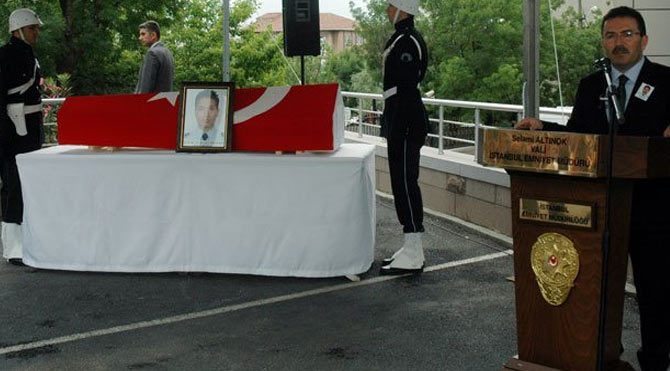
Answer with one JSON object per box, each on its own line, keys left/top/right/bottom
{"left": 195, "top": 89, "right": 220, "bottom": 107}
{"left": 601, "top": 6, "right": 646, "bottom": 36}
{"left": 139, "top": 20, "right": 160, "bottom": 39}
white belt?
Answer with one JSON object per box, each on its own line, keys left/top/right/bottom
{"left": 7, "top": 60, "right": 39, "bottom": 96}
{"left": 24, "top": 104, "right": 42, "bottom": 114}
{"left": 383, "top": 87, "right": 398, "bottom": 100}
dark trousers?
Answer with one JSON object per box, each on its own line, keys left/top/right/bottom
{"left": 0, "top": 115, "right": 43, "bottom": 223}
{"left": 630, "top": 182, "right": 670, "bottom": 371}
{"left": 387, "top": 123, "right": 426, "bottom": 234}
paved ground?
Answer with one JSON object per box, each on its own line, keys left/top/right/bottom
{"left": 0, "top": 196, "right": 642, "bottom": 370}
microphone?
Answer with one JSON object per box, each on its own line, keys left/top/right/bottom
{"left": 593, "top": 57, "right": 612, "bottom": 73}
{"left": 594, "top": 57, "right": 625, "bottom": 125}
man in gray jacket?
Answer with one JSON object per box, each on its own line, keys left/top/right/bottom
{"left": 135, "top": 21, "right": 174, "bottom": 93}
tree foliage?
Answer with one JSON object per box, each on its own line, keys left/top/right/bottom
{"left": 1, "top": 0, "right": 604, "bottom": 109}
{"left": 351, "top": 0, "right": 603, "bottom": 108}
{"left": 0, "top": 0, "right": 291, "bottom": 94}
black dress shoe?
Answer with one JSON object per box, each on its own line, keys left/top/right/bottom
{"left": 379, "top": 263, "right": 424, "bottom": 276}
{"left": 8, "top": 258, "right": 25, "bottom": 266}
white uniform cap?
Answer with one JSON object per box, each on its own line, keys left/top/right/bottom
{"left": 9, "top": 8, "right": 43, "bottom": 33}
{"left": 388, "top": 0, "right": 419, "bottom": 16}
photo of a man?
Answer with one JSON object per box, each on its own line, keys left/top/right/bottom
{"left": 180, "top": 87, "right": 231, "bottom": 150}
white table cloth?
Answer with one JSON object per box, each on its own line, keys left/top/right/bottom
{"left": 17, "top": 144, "right": 375, "bottom": 277}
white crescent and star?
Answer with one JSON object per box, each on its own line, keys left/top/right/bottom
{"left": 232, "top": 86, "right": 291, "bottom": 125}
{"left": 147, "top": 92, "right": 180, "bottom": 106}
{"left": 147, "top": 87, "right": 291, "bottom": 125}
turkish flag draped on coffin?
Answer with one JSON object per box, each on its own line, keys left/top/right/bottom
{"left": 57, "top": 83, "right": 344, "bottom": 152}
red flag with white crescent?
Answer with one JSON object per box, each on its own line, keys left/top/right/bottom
{"left": 57, "top": 83, "right": 342, "bottom": 152}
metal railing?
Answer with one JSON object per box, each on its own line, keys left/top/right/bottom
{"left": 341, "top": 91, "right": 571, "bottom": 155}
{"left": 42, "top": 98, "right": 66, "bottom": 146}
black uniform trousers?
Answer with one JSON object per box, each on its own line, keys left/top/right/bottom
{"left": 0, "top": 112, "right": 43, "bottom": 224}
{"left": 386, "top": 120, "right": 426, "bottom": 234}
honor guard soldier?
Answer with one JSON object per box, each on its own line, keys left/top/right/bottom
{"left": 379, "top": 0, "right": 430, "bottom": 275}
{"left": 0, "top": 8, "right": 44, "bottom": 265}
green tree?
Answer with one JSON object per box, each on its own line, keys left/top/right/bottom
{"left": 166, "top": 0, "right": 293, "bottom": 88}
{"left": 1, "top": 0, "right": 296, "bottom": 93}
{"left": 350, "top": 0, "right": 392, "bottom": 84}
{"left": 323, "top": 45, "right": 368, "bottom": 91}
{"left": 54, "top": 0, "right": 183, "bottom": 93}
{"left": 351, "top": 0, "right": 603, "bottom": 113}
{"left": 1, "top": 1, "right": 64, "bottom": 79}
{"left": 538, "top": 6, "right": 602, "bottom": 107}
{"left": 163, "top": 0, "right": 227, "bottom": 84}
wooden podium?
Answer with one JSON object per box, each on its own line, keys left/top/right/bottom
{"left": 478, "top": 128, "right": 670, "bottom": 371}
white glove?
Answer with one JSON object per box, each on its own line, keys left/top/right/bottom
{"left": 7, "top": 103, "right": 27, "bottom": 136}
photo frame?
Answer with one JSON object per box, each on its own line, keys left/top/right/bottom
{"left": 177, "top": 81, "right": 235, "bottom": 152}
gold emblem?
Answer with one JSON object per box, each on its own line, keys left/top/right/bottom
{"left": 530, "top": 233, "right": 579, "bottom": 306}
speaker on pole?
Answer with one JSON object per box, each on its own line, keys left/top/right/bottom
{"left": 282, "top": 0, "right": 321, "bottom": 57}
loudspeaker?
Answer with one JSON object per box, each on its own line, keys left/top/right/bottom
{"left": 282, "top": 0, "right": 321, "bottom": 57}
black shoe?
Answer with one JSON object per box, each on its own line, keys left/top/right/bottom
{"left": 8, "top": 258, "right": 25, "bottom": 266}
{"left": 379, "top": 263, "right": 424, "bottom": 276}
{"left": 381, "top": 257, "right": 394, "bottom": 265}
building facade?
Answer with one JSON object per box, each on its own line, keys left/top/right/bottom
{"left": 254, "top": 12, "right": 362, "bottom": 53}
{"left": 561, "top": 0, "right": 670, "bottom": 65}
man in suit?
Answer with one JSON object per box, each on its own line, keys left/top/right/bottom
{"left": 135, "top": 21, "right": 174, "bottom": 93}
{"left": 516, "top": 7, "right": 670, "bottom": 370}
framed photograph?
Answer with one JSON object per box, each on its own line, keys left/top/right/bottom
{"left": 177, "top": 81, "right": 235, "bottom": 152}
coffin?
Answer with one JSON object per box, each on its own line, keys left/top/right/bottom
{"left": 57, "top": 83, "right": 343, "bottom": 152}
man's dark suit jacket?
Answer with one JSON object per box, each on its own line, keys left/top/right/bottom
{"left": 545, "top": 57, "right": 670, "bottom": 226}
{"left": 542, "top": 57, "right": 670, "bottom": 230}
{"left": 135, "top": 41, "right": 175, "bottom": 93}
{"left": 544, "top": 57, "right": 670, "bottom": 136}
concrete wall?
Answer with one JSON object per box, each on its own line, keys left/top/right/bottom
{"left": 347, "top": 133, "right": 513, "bottom": 237}
{"left": 635, "top": 0, "right": 670, "bottom": 66}
{"left": 321, "top": 30, "right": 360, "bottom": 53}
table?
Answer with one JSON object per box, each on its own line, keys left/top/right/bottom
{"left": 16, "top": 144, "right": 375, "bottom": 277}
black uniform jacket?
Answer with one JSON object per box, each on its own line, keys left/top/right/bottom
{"left": 381, "top": 17, "right": 428, "bottom": 138}
{"left": 0, "top": 36, "right": 42, "bottom": 136}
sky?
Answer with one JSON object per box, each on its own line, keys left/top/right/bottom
{"left": 250, "top": 0, "right": 368, "bottom": 19}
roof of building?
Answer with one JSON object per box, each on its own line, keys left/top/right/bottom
{"left": 253, "top": 12, "right": 356, "bottom": 33}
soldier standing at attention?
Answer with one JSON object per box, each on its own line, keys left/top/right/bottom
{"left": 0, "top": 8, "right": 45, "bottom": 265}
{"left": 379, "top": 0, "right": 429, "bottom": 275}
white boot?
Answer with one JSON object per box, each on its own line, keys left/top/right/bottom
{"left": 2, "top": 222, "right": 23, "bottom": 261}
{"left": 382, "top": 244, "right": 405, "bottom": 265}
{"left": 380, "top": 233, "right": 424, "bottom": 274}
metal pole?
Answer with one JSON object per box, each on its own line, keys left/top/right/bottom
{"left": 438, "top": 106, "right": 444, "bottom": 155}
{"left": 474, "top": 108, "right": 481, "bottom": 156}
{"left": 222, "top": 0, "right": 231, "bottom": 81}
{"left": 357, "top": 98, "right": 363, "bottom": 138}
{"left": 578, "top": 0, "right": 585, "bottom": 26}
{"left": 300, "top": 56, "right": 305, "bottom": 85}
{"left": 523, "top": 0, "right": 540, "bottom": 119}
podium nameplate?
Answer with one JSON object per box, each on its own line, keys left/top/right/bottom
{"left": 520, "top": 198, "right": 594, "bottom": 229}
{"left": 477, "top": 128, "right": 600, "bottom": 177}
